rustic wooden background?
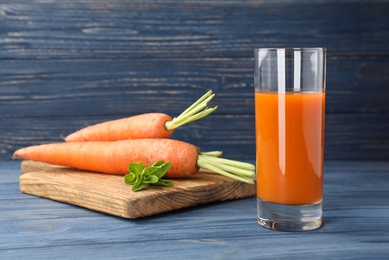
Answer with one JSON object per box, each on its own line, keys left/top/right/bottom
{"left": 1, "top": 0, "right": 388, "bottom": 162}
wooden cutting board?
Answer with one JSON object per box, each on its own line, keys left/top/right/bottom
{"left": 19, "top": 161, "right": 255, "bottom": 218}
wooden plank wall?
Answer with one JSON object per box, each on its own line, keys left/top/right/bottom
{"left": 1, "top": 0, "right": 388, "bottom": 161}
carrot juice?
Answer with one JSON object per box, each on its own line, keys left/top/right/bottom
{"left": 255, "top": 92, "right": 325, "bottom": 205}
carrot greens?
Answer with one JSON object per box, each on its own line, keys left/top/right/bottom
{"left": 164, "top": 90, "right": 218, "bottom": 131}
{"left": 197, "top": 154, "right": 255, "bottom": 184}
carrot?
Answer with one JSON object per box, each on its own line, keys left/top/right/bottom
{"left": 65, "top": 90, "right": 217, "bottom": 142}
{"left": 13, "top": 139, "right": 255, "bottom": 184}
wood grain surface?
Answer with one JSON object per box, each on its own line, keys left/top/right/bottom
{"left": 19, "top": 160, "right": 256, "bottom": 218}
{"left": 1, "top": 160, "right": 388, "bottom": 259}
{"left": 1, "top": 0, "right": 388, "bottom": 161}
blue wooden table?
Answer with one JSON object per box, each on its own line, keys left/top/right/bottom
{"left": 1, "top": 160, "right": 388, "bottom": 259}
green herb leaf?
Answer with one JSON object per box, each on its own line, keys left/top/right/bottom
{"left": 124, "top": 173, "right": 136, "bottom": 184}
{"left": 124, "top": 161, "right": 173, "bottom": 192}
{"left": 144, "top": 161, "right": 172, "bottom": 179}
{"left": 153, "top": 179, "right": 174, "bottom": 187}
{"left": 128, "top": 162, "right": 144, "bottom": 175}
{"left": 143, "top": 174, "right": 159, "bottom": 184}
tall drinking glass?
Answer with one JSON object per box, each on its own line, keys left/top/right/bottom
{"left": 254, "top": 47, "right": 326, "bottom": 231}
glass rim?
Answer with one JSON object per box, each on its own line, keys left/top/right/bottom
{"left": 254, "top": 47, "right": 326, "bottom": 52}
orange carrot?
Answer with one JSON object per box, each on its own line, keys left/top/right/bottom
{"left": 13, "top": 139, "right": 254, "bottom": 183}
{"left": 65, "top": 113, "right": 173, "bottom": 141}
{"left": 65, "top": 91, "right": 217, "bottom": 142}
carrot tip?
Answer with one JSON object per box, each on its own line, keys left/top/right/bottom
{"left": 12, "top": 151, "right": 20, "bottom": 160}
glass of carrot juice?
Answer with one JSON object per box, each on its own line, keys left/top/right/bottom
{"left": 254, "top": 47, "right": 326, "bottom": 231}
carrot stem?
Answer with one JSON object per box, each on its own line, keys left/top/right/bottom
{"left": 200, "top": 151, "right": 223, "bottom": 157}
{"left": 197, "top": 153, "right": 255, "bottom": 184}
{"left": 165, "top": 90, "right": 218, "bottom": 131}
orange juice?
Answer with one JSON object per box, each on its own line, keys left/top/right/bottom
{"left": 255, "top": 92, "right": 325, "bottom": 205}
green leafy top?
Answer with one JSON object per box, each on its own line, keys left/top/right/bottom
{"left": 124, "top": 160, "right": 173, "bottom": 192}
{"left": 164, "top": 90, "right": 218, "bottom": 131}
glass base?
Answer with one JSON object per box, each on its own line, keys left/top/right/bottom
{"left": 257, "top": 198, "right": 322, "bottom": 232}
